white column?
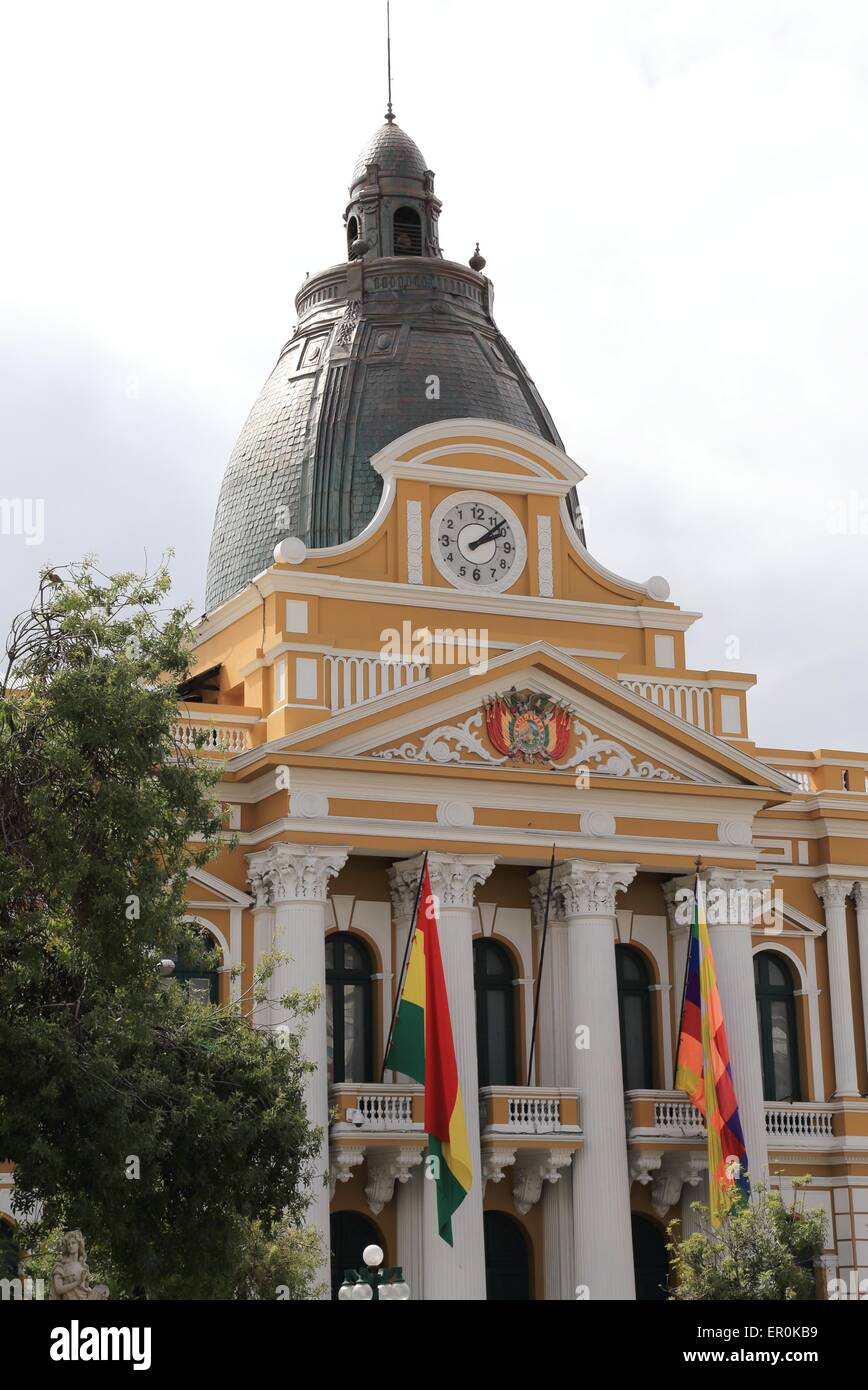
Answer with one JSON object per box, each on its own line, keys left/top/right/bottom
{"left": 528, "top": 893, "right": 575, "bottom": 1299}
{"left": 815, "top": 879, "right": 860, "bottom": 1098}
{"left": 532, "top": 860, "right": 638, "bottom": 1300}
{"left": 248, "top": 900, "right": 275, "bottom": 1033}
{"left": 247, "top": 842, "right": 350, "bottom": 1296}
{"left": 389, "top": 852, "right": 496, "bottom": 1301}
{"left": 542, "top": 1174, "right": 575, "bottom": 1300}
{"left": 396, "top": 1165, "right": 425, "bottom": 1301}
{"left": 802, "top": 935, "right": 826, "bottom": 1102}
{"left": 530, "top": 912, "right": 572, "bottom": 1086}
{"left": 666, "top": 869, "right": 770, "bottom": 1187}
{"left": 851, "top": 881, "right": 868, "bottom": 1090}
{"left": 680, "top": 1175, "right": 707, "bottom": 1240}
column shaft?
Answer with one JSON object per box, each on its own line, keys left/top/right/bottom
{"left": 389, "top": 853, "right": 495, "bottom": 1301}
{"left": 396, "top": 1167, "right": 425, "bottom": 1301}
{"left": 854, "top": 882, "right": 868, "bottom": 1075}
{"left": 666, "top": 871, "right": 771, "bottom": 1189}
{"left": 817, "top": 880, "right": 860, "bottom": 1098}
{"left": 532, "top": 860, "right": 638, "bottom": 1300}
{"left": 247, "top": 843, "right": 349, "bottom": 1297}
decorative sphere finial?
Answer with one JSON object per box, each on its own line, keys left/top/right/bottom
{"left": 469, "top": 242, "right": 486, "bottom": 272}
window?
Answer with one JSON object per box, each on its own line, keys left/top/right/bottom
{"left": 632, "top": 1214, "right": 669, "bottom": 1300}
{"left": 755, "top": 952, "right": 800, "bottom": 1102}
{"left": 174, "top": 928, "right": 220, "bottom": 1005}
{"left": 346, "top": 216, "right": 358, "bottom": 257}
{"left": 326, "top": 935, "right": 373, "bottom": 1083}
{"left": 616, "top": 946, "right": 653, "bottom": 1090}
{"left": 484, "top": 1211, "right": 530, "bottom": 1300}
{"left": 330, "top": 1211, "right": 383, "bottom": 1300}
{"left": 393, "top": 206, "right": 422, "bottom": 256}
{"left": 473, "top": 939, "right": 517, "bottom": 1087}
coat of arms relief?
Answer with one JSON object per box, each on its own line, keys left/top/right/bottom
{"left": 372, "top": 687, "right": 681, "bottom": 781}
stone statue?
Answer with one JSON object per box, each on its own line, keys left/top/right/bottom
{"left": 49, "top": 1230, "right": 110, "bottom": 1300}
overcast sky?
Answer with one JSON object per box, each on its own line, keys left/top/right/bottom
{"left": 1, "top": 0, "right": 867, "bottom": 751}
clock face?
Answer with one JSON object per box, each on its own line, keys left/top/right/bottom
{"left": 430, "top": 492, "right": 527, "bottom": 593}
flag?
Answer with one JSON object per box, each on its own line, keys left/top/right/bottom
{"left": 385, "top": 861, "right": 472, "bottom": 1244}
{"left": 675, "top": 875, "right": 750, "bottom": 1226}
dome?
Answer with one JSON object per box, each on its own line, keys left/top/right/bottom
{"left": 204, "top": 120, "right": 582, "bottom": 613}
{"left": 351, "top": 121, "right": 428, "bottom": 185}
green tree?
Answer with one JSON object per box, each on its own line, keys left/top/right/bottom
{"left": 668, "top": 1181, "right": 825, "bottom": 1301}
{"left": 0, "top": 563, "right": 322, "bottom": 1298}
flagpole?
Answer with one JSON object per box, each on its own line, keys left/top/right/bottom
{"left": 673, "top": 856, "right": 702, "bottom": 1088}
{"left": 526, "top": 845, "right": 556, "bottom": 1088}
{"left": 380, "top": 850, "right": 429, "bottom": 1082}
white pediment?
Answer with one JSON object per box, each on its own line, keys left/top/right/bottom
{"left": 295, "top": 643, "right": 793, "bottom": 793}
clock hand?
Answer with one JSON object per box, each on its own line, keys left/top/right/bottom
{"left": 468, "top": 521, "right": 506, "bottom": 551}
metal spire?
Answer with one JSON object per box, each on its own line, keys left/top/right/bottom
{"left": 385, "top": 1, "right": 394, "bottom": 123}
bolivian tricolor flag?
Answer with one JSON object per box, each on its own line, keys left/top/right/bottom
{"left": 385, "top": 861, "right": 472, "bottom": 1244}
{"left": 675, "top": 876, "right": 750, "bottom": 1227}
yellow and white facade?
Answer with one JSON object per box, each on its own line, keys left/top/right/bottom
{"left": 175, "top": 417, "right": 868, "bottom": 1300}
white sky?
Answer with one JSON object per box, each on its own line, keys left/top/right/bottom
{"left": 1, "top": 0, "right": 867, "bottom": 750}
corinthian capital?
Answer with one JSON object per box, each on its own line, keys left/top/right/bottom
{"left": 814, "top": 877, "right": 852, "bottom": 913}
{"left": 388, "top": 852, "right": 496, "bottom": 916}
{"left": 853, "top": 881, "right": 868, "bottom": 911}
{"left": 530, "top": 859, "right": 637, "bottom": 922}
{"left": 246, "top": 842, "right": 350, "bottom": 905}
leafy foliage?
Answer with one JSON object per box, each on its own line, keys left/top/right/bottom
{"left": 0, "top": 563, "right": 322, "bottom": 1298}
{"left": 668, "top": 1181, "right": 825, "bottom": 1301}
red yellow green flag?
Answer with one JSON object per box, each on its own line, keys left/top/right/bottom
{"left": 385, "top": 861, "right": 472, "bottom": 1244}
{"left": 675, "top": 875, "right": 750, "bottom": 1227}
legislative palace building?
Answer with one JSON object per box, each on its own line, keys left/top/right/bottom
{"left": 8, "top": 108, "right": 866, "bottom": 1301}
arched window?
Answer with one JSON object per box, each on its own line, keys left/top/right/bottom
{"left": 484, "top": 1211, "right": 530, "bottom": 1300}
{"left": 632, "top": 1214, "right": 669, "bottom": 1300}
{"left": 473, "top": 939, "right": 517, "bottom": 1087}
{"left": 393, "top": 206, "right": 422, "bottom": 256}
{"left": 174, "top": 927, "right": 220, "bottom": 1004}
{"left": 616, "top": 946, "right": 654, "bottom": 1090}
{"left": 326, "top": 935, "right": 373, "bottom": 1084}
{"left": 754, "top": 952, "right": 801, "bottom": 1101}
{"left": 330, "top": 1211, "right": 384, "bottom": 1300}
{"left": 346, "top": 215, "right": 358, "bottom": 257}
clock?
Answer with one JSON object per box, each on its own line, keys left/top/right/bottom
{"left": 430, "top": 490, "right": 527, "bottom": 593}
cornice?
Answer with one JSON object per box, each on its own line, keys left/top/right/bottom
{"left": 252, "top": 571, "right": 702, "bottom": 631}
{"left": 257, "top": 640, "right": 796, "bottom": 793}
{"left": 212, "top": 812, "right": 765, "bottom": 865}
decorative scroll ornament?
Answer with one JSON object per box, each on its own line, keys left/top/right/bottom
{"left": 374, "top": 702, "right": 681, "bottom": 782}
{"left": 551, "top": 720, "right": 680, "bottom": 782}
{"left": 484, "top": 688, "right": 572, "bottom": 765}
{"left": 373, "top": 711, "right": 505, "bottom": 766}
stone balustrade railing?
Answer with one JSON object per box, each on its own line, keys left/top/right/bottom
{"left": 765, "top": 1104, "right": 835, "bottom": 1142}
{"left": 626, "top": 1090, "right": 841, "bottom": 1148}
{"left": 325, "top": 653, "right": 428, "bottom": 713}
{"left": 479, "top": 1086, "right": 581, "bottom": 1137}
{"left": 173, "top": 721, "right": 251, "bottom": 754}
{"left": 618, "top": 677, "right": 714, "bottom": 731}
{"left": 329, "top": 1083, "right": 424, "bottom": 1133}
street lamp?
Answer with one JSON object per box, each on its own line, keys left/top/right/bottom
{"left": 338, "top": 1243, "right": 411, "bottom": 1301}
